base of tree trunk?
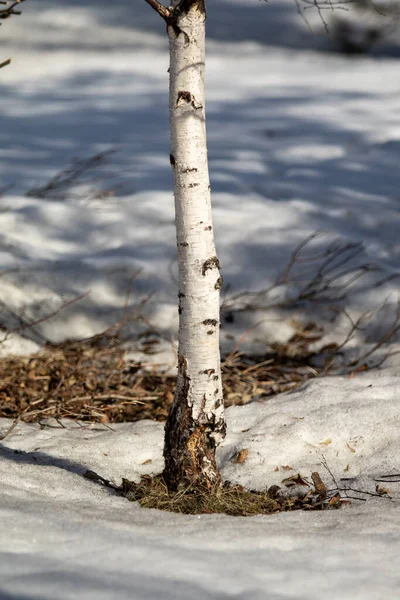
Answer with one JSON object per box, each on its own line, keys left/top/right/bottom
{"left": 162, "top": 360, "right": 225, "bottom": 491}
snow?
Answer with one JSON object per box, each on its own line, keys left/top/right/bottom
{"left": 1, "top": 372, "right": 400, "bottom": 599}
{"left": 1, "top": 0, "right": 400, "bottom": 597}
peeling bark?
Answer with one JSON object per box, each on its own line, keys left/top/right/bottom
{"left": 163, "top": 356, "right": 225, "bottom": 491}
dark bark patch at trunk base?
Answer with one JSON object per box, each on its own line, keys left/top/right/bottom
{"left": 162, "top": 356, "right": 224, "bottom": 491}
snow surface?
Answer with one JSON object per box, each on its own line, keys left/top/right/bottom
{"left": 1, "top": 372, "right": 400, "bottom": 600}
{"left": 1, "top": 0, "right": 400, "bottom": 597}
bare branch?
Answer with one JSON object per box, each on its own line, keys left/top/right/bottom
{"left": 298, "top": 0, "right": 356, "bottom": 8}
{"left": 1, "top": 0, "right": 26, "bottom": 70}
{"left": 0, "top": 0, "right": 25, "bottom": 19}
{"left": 144, "top": 0, "right": 170, "bottom": 21}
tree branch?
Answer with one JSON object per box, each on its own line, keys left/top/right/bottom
{"left": 144, "top": 0, "right": 170, "bottom": 21}
{"left": 1, "top": 0, "right": 26, "bottom": 70}
{"left": 0, "top": 0, "right": 25, "bottom": 19}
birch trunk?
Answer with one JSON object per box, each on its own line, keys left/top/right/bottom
{"left": 161, "top": 0, "right": 226, "bottom": 490}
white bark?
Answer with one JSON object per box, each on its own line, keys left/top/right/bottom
{"left": 163, "top": 0, "right": 226, "bottom": 488}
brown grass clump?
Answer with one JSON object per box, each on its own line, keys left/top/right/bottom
{"left": 118, "top": 474, "right": 347, "bottom": 516}
{"left": 122, "top": 476, "right": 277, "bottom": 516}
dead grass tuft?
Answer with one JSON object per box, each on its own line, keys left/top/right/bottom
{"left": 119, "top": 474, "right": 346, "bottom": 515}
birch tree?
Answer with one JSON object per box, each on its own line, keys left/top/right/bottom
{"left": 144, "top": 0, "right": 350, "bottom": 493}
{"left": 144, "top": 0, "right": 225, "bottom": 491}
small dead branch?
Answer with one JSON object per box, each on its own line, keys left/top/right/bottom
{"left": 221, "top": 234, "right": 400, "bottom": 377}
{"left": 346, "top": 300, "right": 400, "bottom": 370}
{"left": 331, "top": 485, "right": 390, "bottom": 498}
{"left": 374, "top": 473, "right": 400, "bottom": 483}
{"left": 0, "top": 291, "right": 90, "bottom": 345}
{"left": 144, "top": 0, "right": 170, "bottom": 21}
{"left": 0, "top": 0, "right": 25, "bottom": 20}
{"left": 26, "top": 150, "right": 115, "bottom": 201}
{"left": 221, "top": 234, "right": 378, "bottom": 316}
{"left": 0, "top": 410, "right": 24, "bottom": 440}
{"left": 0, "top": 0, "right": 26, "bottom": 69}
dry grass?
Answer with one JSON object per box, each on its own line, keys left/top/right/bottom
{"left": 118, "top": 474, "right": 347, "bottom": 515}
{"left": 0, "top": 321, "right": 346, "bottom": 427}
{"left": 123, "top": 476, "right": 277, "bottom": 515}
{"left": 0, "top": 332, "right": 172, "bottom": 426}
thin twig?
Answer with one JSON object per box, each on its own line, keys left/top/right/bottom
{"left": 0, "top": 291, "right": 90, "bottom": 345}
{"left": 331, "top": 486, "right": 390, "bottom": 498}
{"left": 67, "top": 394, "right": 147, "bottom": 404}
{"left": 144, "top": 0, "right": 170, "bottom": 21}
{"left": 0, "top": 415, "right": 20, "bottom": 440}
{"left": 0, "top": 403, "right": 30, "bottom": 440}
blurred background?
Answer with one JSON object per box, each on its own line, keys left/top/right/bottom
{"left": 0, "top": 0, "right": 399, "bottom": 363}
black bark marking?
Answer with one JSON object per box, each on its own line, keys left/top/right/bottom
{"left": 214, "top": 276, "right": 223, "bottom": 290}
{"left": 204, "top": 225, "right": 212, "bottom": 231}
{"left": 182, "top": 167, "right": 198, "bottom": 173}
{"left": 178, "top": 291, "right": 186, "bottom": 314}
{"left": 188, "top": 183, "right": 199, "bottom": 188}
{"left": 179, "top": 241, "right": 189, "bottom": 247}
{"left": 167, "top": 0, "right": 206, "bottom": 43}
{"left": 213, "top": 375, "right": 219, "bottom": 381}
{"left": 177, "top": 90, "right": 192, "bottom": 105}
{"left": 203, "top": 319, "right": 218, "bottom": 326}
{"left": 178, "top": 0, "right": 205, "bottom": 16}
{"left": 199, "top": 368, "right": 216, "bottom": 376}
{"left": 170, "top": 154, "right": 176, "bottom": 167}
{"left": 176, "top": 91, "right": 203, "bottom": 110}
{"left": 207, "top": 330, "right": 214, "bottom": 335}
{"left": 202, "top": 256, "right": 220, "bottom": 276}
